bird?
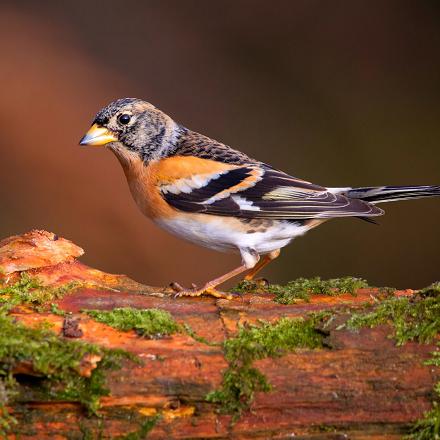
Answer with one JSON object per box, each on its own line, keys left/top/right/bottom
{"left": 80, "top": 98, "right": 440, "bottom": 299}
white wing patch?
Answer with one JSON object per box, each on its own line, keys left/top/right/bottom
{"left": 161, "top": 172, "right": 225, "bottom": 195}
{"left": 327, "top": 187, "right": 352, "bottom": 195}
{"left": 231, "top": 195, "right": 261, "bottom": 211}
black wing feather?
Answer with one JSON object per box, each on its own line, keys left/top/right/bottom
{"left": 162, "top": 165, "right": 383, "bottom": 219}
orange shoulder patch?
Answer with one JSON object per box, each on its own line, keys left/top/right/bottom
{"left": 152, "top": 156, "right": 237, "bottom": 184}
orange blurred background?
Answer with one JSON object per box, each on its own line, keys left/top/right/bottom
{"left": 0, "top": 1, "right": 439, "bottom": 289}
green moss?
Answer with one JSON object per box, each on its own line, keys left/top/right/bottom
{"left": 342, "top": 283, "right": 440, "bottom": 439}
{"left": 76, "top": 413, "right": 158, "bottom": 440}
{"left": 377, "top": 286, "right": 397, "bottom": 296}
{"left": 405, "top": 401, "right": 440, "bottom": 440}
{"left": 84, "top": 308, "right": 181, "bottom": 339}
{"left": 233, "top": 279, "right": 268, "bottom": 294}
{"left": 182, "top": 323, "right": 220, "bottom": 347}
{"left": 316, "top": 424, "right": 338, "bottom": 432}
{"left": 84, "top": 307, "right": 220, "bottom": 352}
{"left": 0, "top": 273, "right": 41, "bottom": 296}
{"left": 403, "top": 344, "right": 440, "bottom": 440}
{"left": 78, "top": 420, "right": 104, "bottom": 440}
{"left": 206, "top": 315, "right": 325, "bottom": 418}
{"left": 0, "top": 376, "right": 17, "bottom": 434}
{"left": 50, "top": 302, "right": 68, "bottom": 316}
{"left": 426, "top": 347, "right": 440, "bottom": 379}
{"left": 0, "top": 273, "right": 80, "bottom": 311}
{"left": 114, "top": 415, "right": 159, "bottom": 440}
{"left": 234, "top": 276, "right": 369, "bottom": 304}
{"left": 419, "top": 282, "right": 440, "bottom": 297}
{"left": 0, "top": 307, "right": 135, "bottom": 436}
{"left": 346, "top": 284, "right": 440, "bottom": 345}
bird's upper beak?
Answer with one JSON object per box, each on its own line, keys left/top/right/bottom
{"left": 79, "top": 123, "right": 118, "bottom": 146}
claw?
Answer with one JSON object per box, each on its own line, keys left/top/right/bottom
{"left": 173, "top": 286, "right": 234, "bottom": 300}
{"left": 170, "top": 282, "right": 185, "bottom": 292}
{"left": 254, "top": 277, "right": 270, "bottom": 287}
{"left": 205, "top": 287, "right": 234, "bottom": 299}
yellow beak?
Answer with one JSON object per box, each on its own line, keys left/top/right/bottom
{"left": 79, "top": 123, "right": 118, "bottom": 146}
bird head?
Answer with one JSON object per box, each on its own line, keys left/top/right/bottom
{"left": 80, "top": 98, "right": 179, "bottom": 163}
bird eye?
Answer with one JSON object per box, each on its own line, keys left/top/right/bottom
{"left": 118, "top": 114, "right": 131, "bottom": 125}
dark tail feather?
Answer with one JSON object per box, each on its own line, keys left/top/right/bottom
{"left": 346, "top": 185, "right": 440, "bottom": 204}
{"left": 356, "top": 216, "right": 379, "bottom": 225}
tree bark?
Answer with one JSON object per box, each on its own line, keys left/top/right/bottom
{"left": 0, "top": 230, "right": 438, "bottom": 439}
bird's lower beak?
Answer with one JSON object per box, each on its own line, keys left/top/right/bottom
{"left": 79, "top": 124, "right": 118, "bottom": 146}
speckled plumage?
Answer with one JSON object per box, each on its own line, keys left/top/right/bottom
{"left": 173, "top": 130, "right": 254, "bottom": 165}
{"left": 80, "top": 98, "right": 440, "bottom": 298}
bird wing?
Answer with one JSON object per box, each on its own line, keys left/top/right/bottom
{"left": 157, "top": 157, "right": 383, "bottom": 219}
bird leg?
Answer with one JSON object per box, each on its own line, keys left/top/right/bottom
{"left": 244, "top": 249, "right": 280, "bottom": 281}
{"left": 172, "top": 264, "right": 249, "bottom": 299}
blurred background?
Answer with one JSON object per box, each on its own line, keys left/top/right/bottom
{"left": 0, "top": 0, "right": 439, "bottom": 289}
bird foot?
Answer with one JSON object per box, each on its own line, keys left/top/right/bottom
{"left": 169, "top": 281, "right": 198, "bottom": 292}
{"left": 242, "top": 276, "right": 270, "bottom": 286}
{"left": 253, "top": 277, "right": 270, "bottom": 287}
{"left": 170, "top": 282, "right": 233, "bottom": 300}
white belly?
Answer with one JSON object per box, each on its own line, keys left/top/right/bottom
{"left": 155, "top": 213, "right": 310, "bottom": 255}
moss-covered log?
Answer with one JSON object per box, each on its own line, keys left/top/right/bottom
{"left": 0, "top": 230, "right": 438, "bottom": 439}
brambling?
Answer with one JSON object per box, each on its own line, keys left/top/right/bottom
{"left": 80, "top": 98, "right": 440, "bottom": 299}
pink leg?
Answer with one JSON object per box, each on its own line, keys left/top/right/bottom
{"left": 173, "top": 264, "right": 249, "bottom": 299}
{"left": 244, "top": 249, "right": 280, "bottom": 281}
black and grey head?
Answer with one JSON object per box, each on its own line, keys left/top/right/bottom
{"left": 80, "top": 98, "right": 183, "bottom": 162}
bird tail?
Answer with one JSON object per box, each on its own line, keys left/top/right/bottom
{"left": 342, "top": 185, "right": 440, "bottom": 204}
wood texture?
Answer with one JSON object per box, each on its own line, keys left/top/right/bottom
{"left": 0, "top": 230, "right": 438, "bottom": 439}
